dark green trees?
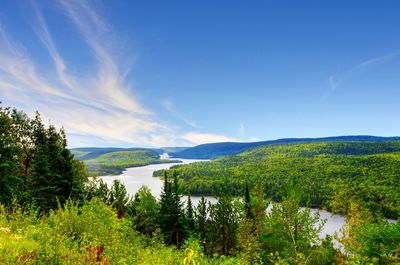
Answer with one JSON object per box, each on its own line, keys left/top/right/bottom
{"left": 159, "top": 171, "right": 185, "bottom": 247}
{"left": 0, "top": 105, "right": 88, "bottom": 211}
{"left": 185, "top": 195, "right": 195, "bottom": 236}
{"left": 208, "top": 193, "right": 240, "bottom": 255}
{"left": 129, "top": 185, "right": 159, "bottom": 236}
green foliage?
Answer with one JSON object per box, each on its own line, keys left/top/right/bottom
{"left": 159, "top": 171, "right": 185, "bottom": 247}
{"left": 0, "top": 104, "right": 88, "bottom": 212}
{"left": 129, "top": 185, "right": 160, "bottom": 236}
{"left": 79, "top": 149, "right": 180, "bottom": 175}
{"left": 207, "top": 193, "right": 241, "bottom": 256}
{"left": 165, "top": 141, "right": 400, "bottom": 218}
{"left": 170, "top": 136, "right": 400, "bottom": 159}
{"left": 340, "top": 202, "right": 400, "bottom": 264}
{"left": 185, "top": 196, "right": 195, "bottom": 236}
{"left": 262, "top": 198, "right": 329, "bottom": 263}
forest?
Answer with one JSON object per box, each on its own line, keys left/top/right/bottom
{"left": 1, "top": 105, "right": 400, "bottom": 264}
{"left": 72, "top": 148, "right": 179, "bottom": 176}
{"left": 170, "top": 136, "right": 400, "bottom": 159}
{"left": 158, "top": 141, "right": 400, "bottom": 219}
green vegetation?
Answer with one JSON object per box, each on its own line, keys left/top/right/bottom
{"left": 73, "top": 148, "right": 179, "bottom": 176}
{"left": 161, "top": 141, "right": 400, "bottom": 218}
{"left": 171, "top": 136, "right": 400, "bottom": 159}
{"left": 2, "top": 104, "right": 400, "bottom": 264}
{"left": 77, "top": 149, "right": 180, "bottom": 175}
{"left": 0, "top": 104, "right": 87, "bottom": 212}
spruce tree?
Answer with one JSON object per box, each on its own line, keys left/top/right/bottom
{"left": 172, "top": 171, "right": 184, "bottom": 247}
{"left": 159, "top": 171, "right": 175, "bottom": 244}
{"left": 209, "top": 191, "right": 240, "bottom": 255}
{"left": 185, "top": 195, "right": 195, "bottom": 236}
{"left": 159, "top": 171, "right": 185, "bottom": 247}
{"left": 195, "top": 196, "right": 208, "bottom": 251}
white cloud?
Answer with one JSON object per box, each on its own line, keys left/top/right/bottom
{"left": 0, "top": 1, "right": 253, "bottom": 148}
{"left": 0, "top": 1, "right": 170, "bottom": 147}
{"left": 182, "top": 132, "right": 239, "bottom": 145}
{"left": 327, "top": 52, "right": 400, "bottom": 93}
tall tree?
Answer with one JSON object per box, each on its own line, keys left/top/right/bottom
{"left": 195, "top": 196, "right": 208, "bottom": 252}
{"left": 109, "top": 179, "right": 130, "bottom": 218}
{"left": 159, "top": 171, "right": 185, "bottom": 247}
{"left": 208, "top": 192, "right": 240, "bottom": 255}
{"left": 130, "top": 185, "right": 159, "bottom": 236}
{"left": 185, "top": 195, "right": 195, "bottom": 236}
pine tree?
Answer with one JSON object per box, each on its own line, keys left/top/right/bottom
{"left": 159, "top": 171, "right": 185, "bottom": 247}
{"left": 109, "top": 180, "right": 130, "bottom": 218}
{"left": 195, "top": 196, "right": 208, "bottom": 252}
{"left": 209, "top": 192, "right": 240, "bottom": 255}
{"left": 172, "top": 171, "right": 184, "bottom": 247}
{"left": 159, "top": 171, "right": 175, "bottom": 244}
{"left": 185, "top": 195, "right": 195, "bottom": 236}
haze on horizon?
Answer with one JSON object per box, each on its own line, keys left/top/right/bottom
{"left": 1, "top": 0, "right": 400, "bottom": 148}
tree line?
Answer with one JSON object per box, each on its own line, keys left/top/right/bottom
{"left": 1, "top": 104, "right": 400, "bottom": 264}
{"left": 157, "top": 141, "right": 400, "bottom": 219}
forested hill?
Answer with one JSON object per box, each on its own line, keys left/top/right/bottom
{"left": 72, "top": 148, "right": 180, "bottom": 175}
{"left": 170, "top": 135, "right": 400, "bottom": 159}
{"left": 72, "top": 147, "right": 163, "bottom": 160}
{"left": 162, "top": 141, "right": 400, "bottom": 218}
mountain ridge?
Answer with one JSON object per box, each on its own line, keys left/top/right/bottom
{"left": 170, "top": 135, "right": 400, "bottom": 159}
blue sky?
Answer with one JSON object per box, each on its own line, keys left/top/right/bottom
{"left": 1, "top": 0, "right": 400, "bottom": 147}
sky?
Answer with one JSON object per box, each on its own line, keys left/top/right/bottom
{"left": 1, "top": 0, "right": 400, "bottom": 148}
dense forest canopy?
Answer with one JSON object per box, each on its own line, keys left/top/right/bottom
{"left": 1, "top": 105, "right": 400, "bottom": 264}
{"left": 160, "top": 141, "right": 400, "bottom": 219}
{"left": 171, "top": 136, "right": 400, "bottom": 159}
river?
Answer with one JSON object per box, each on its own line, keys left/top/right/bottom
{"left": 100, "top": 153, "right": 347, "bottom": 239}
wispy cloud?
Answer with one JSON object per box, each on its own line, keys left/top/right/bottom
{"left": 161, "top": 98, "right": 198, "bottom": 128}
{"left": 0, "top": 1, "right": 249, "bottom": 148}
{"left": 325, "top": 52, "right": 400, "bottom": 99}
{"left": 0, "top": 1, "right": 171, "bottom": 147}
{"left": 182, "top": 132, "right": 240, "bottom": 145}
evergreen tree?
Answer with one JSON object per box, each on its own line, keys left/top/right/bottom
{"left": 109, "top": 179, "right": 130, "bottom": 218}
{"left": 30, "top": 112, "right": 54, "bottom": 210}
{"left": 195, "top": 196, "right": 208, "bottom": 252}
{"left": 171, "top": 171, "right": 184, "bottom": 247}
{"left": 185, "top": 195, "right": 195, "bottom": 236}
{"left": 208, "top": 192, "right": 240, "bottom": 255}
{"left": 159, "top": 171, "right": 185, "bottom": 247}
{"left": 159, "top": 171, "right": 175, "bottom": 244}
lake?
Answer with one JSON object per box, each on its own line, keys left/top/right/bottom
{"left": 100, "top": 154, "right": 346, "bottom": 239}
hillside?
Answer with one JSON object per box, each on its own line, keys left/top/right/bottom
{"left": 73, "top": 148, "right": 180, "bottom": 175}
{"left": 170, "top": 135, "right": 400, "bottom": 159}
{"left": 163, "top": 141, "right": 400, "bottom": 218}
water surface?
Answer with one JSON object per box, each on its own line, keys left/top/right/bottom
{"left": 100, "top": 154, "right": 345, "bottom": 238}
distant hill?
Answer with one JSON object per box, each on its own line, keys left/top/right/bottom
{"left": 170, "top": 135, "right": 400, "bottom": 159}
{"left": 71, "top": 147, "right": 180, "bottom": 175}
{"left": 163, "top": 141, "right": 400, "bottom": 218}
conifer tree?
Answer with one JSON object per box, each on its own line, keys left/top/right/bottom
{"left": 159, "top": 171, "right": 185, "bottom": 247}
{"left": 195, "top": 196, "right": 208, "bottom": 251}
{"left": 185, "top": 195, "right": 195, "bottom": 236}
{"left": 208, "top": 191, "right": 240, "bottom": 255}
